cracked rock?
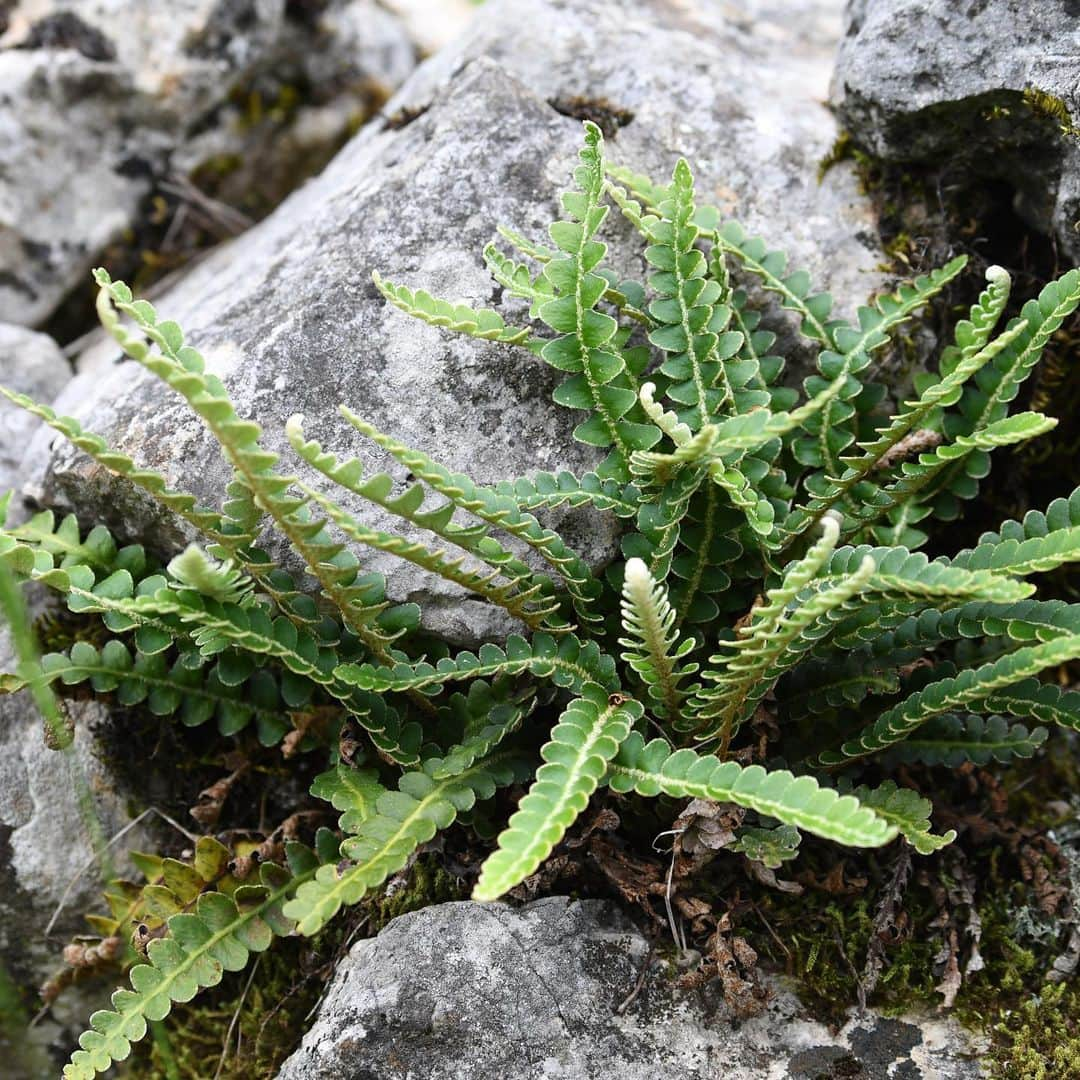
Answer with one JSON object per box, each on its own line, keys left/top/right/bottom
{"left": 276, "top": 896, "right": 985, "bottom": 1080}
{"left": 832, "top": 0, "right": 1080, "bottom": 263}
{"left": 0, "top": 622, "right": 147, "bottom": 1075}
{"left": 28, "top": 0, "right": 885, "bottom": 644}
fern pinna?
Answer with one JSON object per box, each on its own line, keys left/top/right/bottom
{"left": 2, "top": 122, "right": 1080, "bottom": 1076}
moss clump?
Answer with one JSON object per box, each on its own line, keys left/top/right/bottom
{"left": 986, "top": 982, "right": 1080, "bottom": 1079}
{"left": 747, "top": 883, "right": 939, "bottom": 1025}
{"left": 368, "top": 854, "right": 469, "bottom": 933}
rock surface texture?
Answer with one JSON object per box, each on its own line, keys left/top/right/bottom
{"left": 0, "top": 324, "right": 69, "bottom": 497}
{"left": 277, "top": 897, "right": 985, "bottom": 1080}
{"left": 0, "top": 0, "right": 418, "bottom": 327}
{"left": 833, "top": 0, "right": 1080, "bottom": 262}
{"left": 30, "top": 0, "right": 884, "bottom": 643}
{"left": 0, "top": 621, "right": 145, "bottom": 1073}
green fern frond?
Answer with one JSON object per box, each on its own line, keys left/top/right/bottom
{"left": 64, "top": 839, "right": 328, "bottom": 1079}
{"left": 339, "top": 406, "right": 603, "bottom": 629}
{"left": 829, "top": 599, "right": 1080, "bottom": 664}
{"left": 93, "top": 273, "right": 403, "bottom": 661}
{"left": 309, "top": 765, "right": 385, "bottom": 833}
{"left": 818, "top": 634, "right": 1080, "bottom": 764}
{"left": 606, "top": 733, "right": 897, "bottom": 847}
{"left": 533, "top": 122, "right": 659, "bottom": 478}
{"left": 693, "top": 535, "right": 876, "bottom": 746}
{"left": 30, "top": 561, "right": 419, "bottom": 762}
{"left": 432, "top": 695, "right": 533, "bottom": 779}
{"left": 783, "top": 275, "right": 1029, "bottom": 542}
{"left": 6, "top": 508, "right": 146, "bottom": 577}
{"left": 923, "top": 267, "right": 1080, "bottom": 520}
{"left": 287, "top": 753, "right": 528, "bottom": 934}
{"left": 845, "top": 781, "right": 956, "bottom": 855}
{"left": 790, "top": 257, "right": 968, "bottom": 491}
{"left": 643, "top": 158, "right": 738, "bottom": 426}
{"left": 0, "top": 385, "right": 235, "bottom": 544}
{"left": 947, "top": 486, "right": 1080, "bottom": 576}
{"left": 2, "top": 640, "right": 286, "bottom": 740}
{"left": 496, "top": 470, "right": 642, "bottom": 518}
{"left": 851, "top": 412, "right": 1057, "bottom": 545}
{"left": 473, "top": 685, "right": 641, "bottom": 900}
{"left": 335, "top": 630, "right": 615, "bottom": 698}
{"left": 882, "top": 713, "right": 1048, "bottom": 767}
{"left": 286, "top": 415, "right": 557, "bottom": 629}
{"left": 371, "top": 272, "right": 532, "bottom": 345}
{"left": 731, "top": 825, "right": 801, "bottom": 868}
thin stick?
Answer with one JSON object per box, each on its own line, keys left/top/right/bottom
{"left": 616, "top": 943, "right": 654, "bottom": 1015}
{"left": 44, "top": 806, "right": 199, "bottom": 937}
{"left": 214, "top": 955, "right": 261, "bottom": 1080}
{"left": 750, "top": 899, "right": 791, "bottom": 964}
{"left": 653, "top": 827, "right": 686, "bottom": 952}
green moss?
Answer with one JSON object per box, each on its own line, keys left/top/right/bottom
{"left": 368, "top": 854, "right": 469, "bottom": 933}
{"left": 986, "top": 983, "right": 1080, "bottom": 1079}
{"left": 747, "top": 886, "right": 938, "bottom": 1025}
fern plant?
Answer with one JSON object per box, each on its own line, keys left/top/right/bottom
{"left": 3, "top": 122, "right": 1080, "bottom": 1077}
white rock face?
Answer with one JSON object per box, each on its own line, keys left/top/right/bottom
{"left": 30, "top": 0, "right": 885, "bottom": 643}
{"left": 277, "top": 897, "right": 986, "bottom": 1080}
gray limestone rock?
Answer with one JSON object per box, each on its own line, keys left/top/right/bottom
{"left": 0, "top": 621, "right": 148, "bottom": 1076}
{"left": 0, "top": 0, "right": 418, "bottom": 327}
{"left": 832, "top": 0, "right": 1080, "bottom": 262}
{"left": 0, "top": 323, "right": 69, "bottom": 498}
{"left": 29, "top": 0, "right": 885, "bottom": 644}
{"left": 276, "top": 896, "right": 986, "bottom": 1080}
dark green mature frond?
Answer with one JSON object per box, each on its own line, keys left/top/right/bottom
{"left": 2, "top": 640, "right": 287, "bottom": 741}
{"left": 532, "top": 123, "right": 661, "bottom": 478}
{"left": 818, "top": 635, "right": 1080, "bottom": 764}
{"left": 28, "top": 560, "right": 419, "bottom": 762}
{"left": 882, "top": 713, "right": 1047, "bottom": 767}
{"left": 641, "top": 158, "right": 739, "bottom": 427}
{"left": 947, "top": 485, "right": 1080, "bottom": 576}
